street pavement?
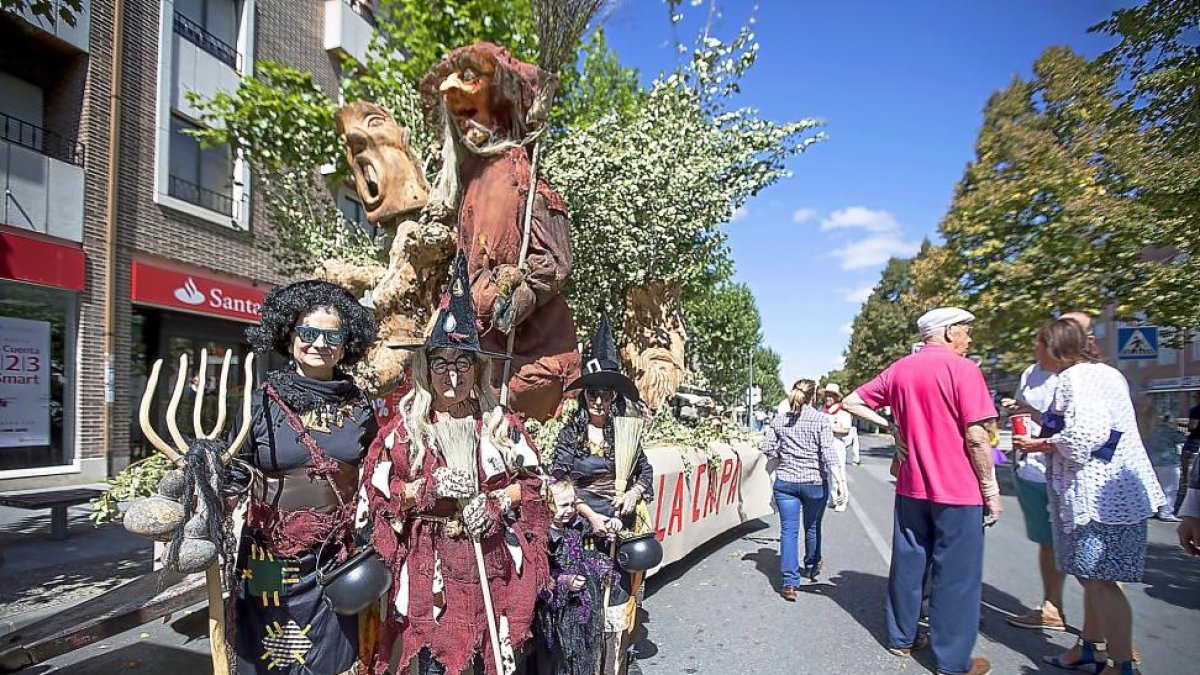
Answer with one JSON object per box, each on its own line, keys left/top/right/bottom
{"left": 14, "top": 436, "right": 1198, "bottom": 673}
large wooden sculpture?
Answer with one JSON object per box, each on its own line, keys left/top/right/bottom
{"left": 621, "top": 280, "right": 688, "bottom": 412}
{"left": 318, "top": 102, "right": 454, "bottom": 396}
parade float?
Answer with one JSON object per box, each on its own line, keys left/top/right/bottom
{"left": 14, "top": 3, "right": 820, "bottom": 672}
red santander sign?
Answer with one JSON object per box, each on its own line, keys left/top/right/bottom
{"left": 131, "top": 261, "right": 267, "bottom": 323}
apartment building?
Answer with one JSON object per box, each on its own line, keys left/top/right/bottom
{"left": 0, "top": 0, "right": 375, "bottom": 490}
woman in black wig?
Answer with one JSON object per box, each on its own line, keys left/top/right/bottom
{"left": 228, "top": 279, "right": 378, "bottom": 675}
{"left": 548, "top": 312, "right": 652, "bottom": 675}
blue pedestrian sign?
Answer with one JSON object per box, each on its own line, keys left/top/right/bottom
{"left": 1117, "top": 326, "right": 1158, "bottom": 360}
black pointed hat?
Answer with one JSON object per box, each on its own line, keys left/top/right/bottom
{"left": 388, "top": 250, "right": 509, "bottom": 359}
{"left": 565, "top": 309, "right": 640, "bottom": 402}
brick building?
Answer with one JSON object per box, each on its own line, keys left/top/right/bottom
{"left": 1094, "top": 318, "right": 1200, "bottom": 422}
{"left": 1, "top": 0, "right": 374, "bottom": 490}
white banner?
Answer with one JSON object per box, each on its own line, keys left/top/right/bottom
{"left": 0, "top": 316, "right": 51, "bottom": 447}
{"left": 644, "top": 441, "right": 773, "bottom": 576}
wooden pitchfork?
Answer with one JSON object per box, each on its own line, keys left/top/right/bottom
{"left": 138, "top": 348, "right": 256, "bottom": 675}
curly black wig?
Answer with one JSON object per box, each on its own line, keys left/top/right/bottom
{"left": 556, "top": 390, "right": 630, "bottom": 458}
{"left": 245, "top": 280, "right": 378, "bottom": 367}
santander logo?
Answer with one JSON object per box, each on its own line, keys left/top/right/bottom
{"left": 173, "top": 278, "right": 206, "bottom": 305}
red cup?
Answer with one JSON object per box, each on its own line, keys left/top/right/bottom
{"left": 1011, "top": 414, "right": 1029, "bottom": 436}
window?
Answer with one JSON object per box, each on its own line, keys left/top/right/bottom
{"left": 338, "top": 193, "right": 377, "bottom": 238}
{"left": 174, "top": 0, "right": 240, "bottom": 67}
{"left": 1192, "top": 333, "right": 1200, "bottom": 363}
{"left": 0, "top": 280, "right": 76, "bottom": 471}
{"left": 168, "top": 115, "right": 234, "bottom": 215}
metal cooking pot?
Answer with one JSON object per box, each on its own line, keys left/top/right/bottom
{"left": 316, "top": 546, "right": 392, "bottom": 615}
{"left": 616, "top": 532, "right": 663, "bottom": 573}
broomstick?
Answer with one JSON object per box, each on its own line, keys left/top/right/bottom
{"left": 434, "top": 416, "right": 508, "bottom": 675}
{"left": 600, "top": 416, "right": 645, "bottom": 670}
{"left": 499, "top": 0, "right": 606, "bottom": 404}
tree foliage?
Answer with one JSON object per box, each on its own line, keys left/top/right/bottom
{"left": 1, "top": 0, "right": 82, "bottom": 26}
{"left": 842, "top": 254, "right": 921, "bottom": 387}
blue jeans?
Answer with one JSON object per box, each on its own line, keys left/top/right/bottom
{"left": 774, "top": 479, "right": 827, "bottom": 587}
{"left": 887, "top": 495, "right": 984, "bottom": 675}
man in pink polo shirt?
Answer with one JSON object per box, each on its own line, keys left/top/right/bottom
{"left": 842, "top": 307, "right": 1000, "bottom": 675}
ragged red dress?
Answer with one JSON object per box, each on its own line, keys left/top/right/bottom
{"left": 362, "top": 409, "right": 551, "bottom": 675}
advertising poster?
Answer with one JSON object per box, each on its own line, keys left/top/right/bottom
{"left": 0, "top": 316, "right": 51, "bottom": 447}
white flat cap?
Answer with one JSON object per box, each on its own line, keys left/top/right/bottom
{"left": 917, "top": 307, "right": 975, "bottom": 337}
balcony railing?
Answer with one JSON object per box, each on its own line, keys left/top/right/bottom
{"left": 168, "top": 175, "right": 234, "bottom": 216}
{"left": 173, "top": 11, "right": 238, "bottom": 68}
{"left": 0, "top": 112, "right": 85, "bottom": 165}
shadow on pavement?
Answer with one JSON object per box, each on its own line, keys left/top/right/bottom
{"left": 1141, "top": 540, "right": 1200, "bottom": 610}
{"left": 801, "top": 570, "right": 892, "bottom": 649}
{"left": 643, "top": 519, "right": 770, "bottom": 599}
{"left": 18, "top": 643, "right": 211, "bottom": 675}
{"left": 739, "top": 546, "right": 781, "bottom": 591}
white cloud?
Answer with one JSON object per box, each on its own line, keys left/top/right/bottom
{"left": 731, "top": 206, "right": 750, "bottom": 222}
{"left": 820, "top": 206, "right": 898, "bottom": 233}
{"left": 791, "top": 208, "right": 818, "bottom": 224}
{"left": 839, "top": 322, "right": 854, "bottom": 335}
{"left": 843, "top": 284, "right": 874, "bottom": 304}
{"left": 832, "top": 234, "right": 921, "bottom": 270}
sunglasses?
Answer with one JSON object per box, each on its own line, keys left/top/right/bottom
{"left": 430, "top": 356, "right": 474, "bottom": 375}
{"left": 585, "top": 388, "right": 615, "bottom": 401}
{"left": 295, "top": 325, "right": 346, "bottom": 346}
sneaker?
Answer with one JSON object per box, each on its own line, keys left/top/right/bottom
{"left": 1155, "top": 512, "right": 1181, "bottom": 522}
{"left": 939, "top": 657, "right": 991, "bottom": 675}
{"left": 1007, "top": 608, "right": 1067, "bottom": 631}
{"left": 803, "top": 561, "right": 823, "bottom": 581}
{"left": 886, "top": 633, "right": 929, "bottom": 657}
{"left": 781, "top": 586, "right": 798, "bottom": 602}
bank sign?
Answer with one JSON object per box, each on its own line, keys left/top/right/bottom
{"left": 131, "top": 261, "right": 267, "bottom": 323}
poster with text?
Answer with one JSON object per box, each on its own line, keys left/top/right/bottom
{"left": 0, "top": 316, "right": 51, "bottom": 447}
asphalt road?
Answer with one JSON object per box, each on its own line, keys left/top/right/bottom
{"left": 26, "top": 436, "right": 1197, "bottom": 674}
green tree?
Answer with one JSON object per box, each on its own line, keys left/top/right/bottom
{"left": 682, "top": 279, "right": 762, "bottom": 406}
{"left": 1092, "top": 0, "right": 1200, "bottom": 340}
{"left": 842, "top": 255, "right": 920, "bottom": 387}
{"left": 752, "top": 345, "right": 786, "bottom": 412}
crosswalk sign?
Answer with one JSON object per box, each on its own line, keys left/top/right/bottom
{"left": 1117, "top": 326, "right": 1158, "bottom": 360}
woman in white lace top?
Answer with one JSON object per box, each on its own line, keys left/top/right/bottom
{"left": 1014, "top": 319, "right": 1165, "bottom": 675}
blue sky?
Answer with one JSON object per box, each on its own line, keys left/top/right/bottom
{"left": 599, "top": 0, "right": 1124, "bottom": 387}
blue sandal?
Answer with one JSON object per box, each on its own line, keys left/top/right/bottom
{"left": 1043, "top": 638, "right": 1106, "bottom": 670}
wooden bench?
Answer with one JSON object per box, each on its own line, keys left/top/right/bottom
{"left": 0, "top": 488, "right": 105, "bottom": 540}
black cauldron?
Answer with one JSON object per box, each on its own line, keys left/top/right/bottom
{"left": 616, "top": 532, "right": 663, "bottom": 573}
{"left": 317, "top": 546, "right": 392, "bottom": 615}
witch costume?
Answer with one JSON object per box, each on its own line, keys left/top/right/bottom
{"left": 524, "top": 500, "right": 613, "bottom": 675}
{"left": 549, "top": 313, "right": 653, "bottom": 675}
{"left": 362, "top": 251, "right": 551, "bottom": 675}
{"left": 227, "top": 280, "right": 379, "bottom": 675}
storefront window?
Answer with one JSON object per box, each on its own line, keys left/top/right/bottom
{"left": 130, "top": 308, "right": 256, "bottom": 460}
{"left": 0, "top": 280, "right": 76, "bottom": 471}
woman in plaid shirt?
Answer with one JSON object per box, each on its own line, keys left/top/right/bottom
{"left": 762, "top": 379, "right": 848, "bottom": 601}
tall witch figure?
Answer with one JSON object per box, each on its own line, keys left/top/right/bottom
{"left": 550, "top": 312, "right": 655, "bottom": 675}
{"left": 229, "top": 280, "right": 380, "bottom": 674}
{"left": 362, "top": 251, "right": 551, "bottom": 675}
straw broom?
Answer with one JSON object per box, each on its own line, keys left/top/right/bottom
{"left": 601, "top": 415, "right": 645, "bottom": 670}
{"left": 433, "top": 415, "right": 511, "bottom": 674}
{"left": 499, "top": 0, "right": 606, "bottom": 406}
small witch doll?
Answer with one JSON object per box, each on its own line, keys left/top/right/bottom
{"left": 526, "top": 478, "right": 613, "bottom": 675}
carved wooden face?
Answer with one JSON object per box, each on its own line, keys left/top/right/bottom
{"left": 438, "top": 56, "right": 498, "bottom": 146}
{"left": 336, "top": 103, "right": 429, "bottom": 224}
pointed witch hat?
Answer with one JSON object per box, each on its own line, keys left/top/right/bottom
{"left": 388, "top": 250, "right": 509, "bottom": 359}
{"left": 565, "top": 309, "right": 640, "bottom": 402}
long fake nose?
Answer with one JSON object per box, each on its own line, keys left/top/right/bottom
{"left": 439, "top": 72, "right": 470, "bottom": 94}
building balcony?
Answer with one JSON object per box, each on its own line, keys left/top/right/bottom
{"left": 3, "top": 0, "right": 90, "bottom": 53}
{"left": 324, "top": 0, "right": 375, "bottom": 65}
{"left": 167, "top": 175, "right": 234, "bottom": 217}
{"left": 0, "top": 112, "right": 84, "bottom": 242}
{"left": 171, "top": 12, "right": 242, "bottom": 121}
